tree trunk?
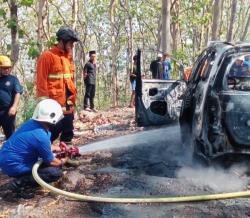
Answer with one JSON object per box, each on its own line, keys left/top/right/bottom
{"left": 72, "top": 0, "right": 78, "bottom": 30}
{"left": 219, "top": 0, "right": 225, "bottom": 37}
{"left": 109, "top": 0, "right": 118, "bottom": 107}
{"left": 128, "top": 15, "right": 133, "bottom": 72}
{"left": 127, "top": 2, "right": 133, "bottom": 98}
{"left": 204, "top": 26, "right": 210, "bottom": 47}
{"left": 9, "top": 0, "right": 19, "bottom": 65}
{"left": 161, "top": 0, "right": 171, "bottom": 53}
{"left": 72, "top": 0, "right": 78, "bottom": 61}
{"left": 226, "top": 0, "right": 237, "bottom": 42}
{"left": 37, "top": 0, "right": 46, "bottom": 52}
{"left": 171, "top": 0, "right": 180, "bottom": 55}
{"left": 240, "top": 12, "right": 250, "bottom": 41}
{"left": 156, "top": 16, "right": 162, "bottom": 51}
{"left": 211, "top": 0, "right": 222, "bottom": 40}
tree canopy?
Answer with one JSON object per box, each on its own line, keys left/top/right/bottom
{"left": 0, "top": 0, "right": 249, "bottom": 122}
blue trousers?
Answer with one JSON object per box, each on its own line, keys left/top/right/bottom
{"left": 14, "top": 166, "right": 63, "bottom": 187}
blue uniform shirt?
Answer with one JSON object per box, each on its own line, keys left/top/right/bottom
{"left": 163, "top": 60, "right": 172, "bottom": 80}
{"left": 0, "top": 119, "right": 54, "bottom": 177}
{"left": 0, "top": 74, "right": 23, "bottom": 110}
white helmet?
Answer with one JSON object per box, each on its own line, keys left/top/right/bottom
{"left": 32, "top": 99, "right": 64, "bottom": 124}
{"left": 157, "top": 53, "right": 163, "bottom": 58}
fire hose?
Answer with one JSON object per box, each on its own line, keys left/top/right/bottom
{"left": 32, "top": 159, "right": 250, "bottom": 203}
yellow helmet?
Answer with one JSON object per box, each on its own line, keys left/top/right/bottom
{"left": 0, "top": 55, "right": 12, "bottom": 68}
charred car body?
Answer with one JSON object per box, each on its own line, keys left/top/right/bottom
{"left": 135, "top": 42, "right": 250, "bottom": 161}
{"left": 180, "top": 42, "right": 250, "bottom": 161}
{"left": 135, "top": 50, "right": 186, "bottom": 126}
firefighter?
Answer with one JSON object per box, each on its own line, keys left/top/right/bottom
{"left": 0, "top": 55, "right": 23, "bottom": 139}
{"left": 36, "top": 26, "right": 80, "bottom": 144}
{"left": 0, "top": 99, "right": 67, "bottom": 198}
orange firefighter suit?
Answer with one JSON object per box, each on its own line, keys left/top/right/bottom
{"left": 36, "top": 46, "right": 77, "bottom": 114}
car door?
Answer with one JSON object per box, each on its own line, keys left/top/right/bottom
{"left": 191, "top": 49, "right": 217, "bottom": 138}
{"left": 216, "top": 50, "right": 250, "bottom": 148}
{"left": 135, "top": 50, "right": 186, "bottom": 127}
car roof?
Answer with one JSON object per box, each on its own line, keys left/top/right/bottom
{"left": 206, "top": 41, "right": 250, "bottom": 55}
{"left": 208, "top": 41, "right": 250, "bottom": 48}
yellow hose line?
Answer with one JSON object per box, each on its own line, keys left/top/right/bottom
{"left": 32, "top": 160, "right": 250, "bottom": 203}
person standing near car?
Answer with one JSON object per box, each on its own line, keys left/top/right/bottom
{"left": 162, "top": 52, "right": 172, "bottom": 80}
{"left": 0, "top": 55, "right": 23, "bottom": 139}
{"left": 83, "top": 50, "right": 97, "bottom": 112}
{"left": 129, "top": 55, "right": 137, "bottom": 108}
{"left": 150, "top": 53, "right": 164, "bottom": 79}
{"left": 36, "top": 26, "right": 79, "bottom": 144}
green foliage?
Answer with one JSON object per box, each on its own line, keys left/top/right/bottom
{"left": 20, "top": 82, "right": 36, "bottom": 123}
{"left": 175, "top": 49, "right": 189, "bottom": 65}
{"left": 18, "top": 28, "right": 25, "bottom": 38}
{"left": 51, "top": 18, "right": 63, "bottom": 26}
{"left": 119, "top": 94, "right": 130, "bottom": 107}
{"left": 20, "top": 97, "right": 36, "bottom": 123}
{"left": 6, "top": 44, "right": 11, "bottom": 52}
{"left": 28, "top": 47, "right": 39, "bottom": 59}
{"left": 46, "top": 36, "right": 57, "bottom": 48}
{"left": 0, "top": 8, "right": 6, "bottom": 18}
{"left": 27, "top": 42, "right": 40, "bottom": 59}
{"left": 96, "top": 95, "right": 111, "bottom": 110}
{"left": 20, "top": 0, "right": 33, "bottom": 7}
{"left": 7, "top": 18, "right": 17, "bottom": 28}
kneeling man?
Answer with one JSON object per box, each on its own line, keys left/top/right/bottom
{"left": 0, "top": 99, "right": 67, "bottom": 198}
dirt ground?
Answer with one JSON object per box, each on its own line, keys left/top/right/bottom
{"left": 2, "top": 107, "right": 250, "bottom": 217}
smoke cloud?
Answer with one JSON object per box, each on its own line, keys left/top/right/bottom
{"left": 177, "top": 164, "right": 250, "bottom": 192}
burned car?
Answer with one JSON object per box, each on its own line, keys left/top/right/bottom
{"left": 179, "top": 42, "right": 250, "bottom": 161}
{"left": 135, "top": 50, "right": 187, "bottom": 126}
{"left": 135, "top": 42, "right": 250, "bottom": 162}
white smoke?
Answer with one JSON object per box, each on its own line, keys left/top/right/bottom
{"left": 177, "top": 164, "right": 250, "bottom": 192}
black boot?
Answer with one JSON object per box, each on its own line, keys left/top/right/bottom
{"left": 7, "top": 179, "right": 35, "bottom": 199}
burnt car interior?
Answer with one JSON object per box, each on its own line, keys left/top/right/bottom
{"left": 226, "top": 54, "right": 250, "bottom": 91}
{"left": 221, "top": 53, "right": 250, "bottom": 148}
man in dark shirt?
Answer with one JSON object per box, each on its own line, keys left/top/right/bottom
{"left": 0, "top": 55, "right": 23, "bottom": 139}
{"left": 150, "top": 53, "right": 164, "bottom": 79}
{"left": 83, "top": 50, "right": 97, "bottom": 112}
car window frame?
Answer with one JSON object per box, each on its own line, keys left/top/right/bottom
{"left": 189, "top": 48, "right": 216, "bottom": 83}
{"left": 222, "top": 52, "right": 250, "bottom": 91}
